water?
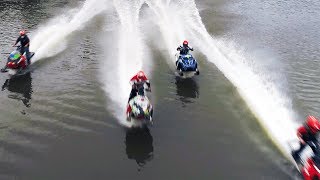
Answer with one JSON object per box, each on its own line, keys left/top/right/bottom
{"left": 145, "top": 0, "right": 298, "bottom": 158}
{"left": 0, "top": 0, "right": 319, "bottom": 179}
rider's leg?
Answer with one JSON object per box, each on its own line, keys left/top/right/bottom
{"left": 25, "top": 46, "right": 30, "bottom": 65}
{"left": 128, "top": 88, "right": 138, "bottom": 102}
{"left": 20, "top": 46, "right": 25, "bottom": 55}
{"left": 292, "top": 142, "right": 306, "bottom": 160}
{"left": 307, "top": 138, "right": 319, "bottom": 154}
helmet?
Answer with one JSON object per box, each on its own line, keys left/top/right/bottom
{"left": 183, "top": 40, "right": 188, "bottom": 46}
{"left": 19, "top": 30, "right": 26, "bottom": 36}
{"left": 306, "top": 115, "right": 320, "bottom": 133}
{"left": 137, "top": 71, "right": 145, "bottom": 80}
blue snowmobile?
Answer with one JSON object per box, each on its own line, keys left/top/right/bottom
{"left": 175, "top": 53, "right": 199, "bottom": 77}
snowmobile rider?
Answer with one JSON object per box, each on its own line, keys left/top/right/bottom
{"left": 13, "top": 30, "right": 30, "bottom": 65}
{"left": 292, "top": 115, "right": 320, "bottom": 162}
{"left": 177, "top": 40, "right": 193, "bottom": 55}
{"left": 128, "top": 71, "right": 151, "bottom": 102}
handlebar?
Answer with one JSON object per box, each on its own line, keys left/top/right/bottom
{"left": 12, "top": 45, "right": 21, "bottom": 49}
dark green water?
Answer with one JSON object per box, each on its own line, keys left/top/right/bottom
{"left": 1, "top": 0, "right": 318, "bottom": 179}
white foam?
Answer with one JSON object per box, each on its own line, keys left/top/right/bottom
{"left": 30, "top": 0, "right": 110, "bottom": 62}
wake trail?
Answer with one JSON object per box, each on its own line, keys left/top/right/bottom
{"left": 102, "top": 0, "right": 151, "bottom": 127}
{"left": 145, "top": 0, "right": 187, "bottom": 69}
{"left": 146, "top": 0, "right": 299, "bottom": 157}
{"left": 30, "top": 0, "right": 110, "bottom": 62}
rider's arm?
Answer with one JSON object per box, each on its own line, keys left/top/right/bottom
{"left": 189, "top": 46, "right": 193, "bottom": 51}
{"left": 297, "top": 126, "right": 307, "bottom": 144}
{"left": 24, "top": 36, "right": 30, "bottom": 47}
{"left": 13, "top": 37, "right": 20, "bottom": 46}
{"left": 141, "top": 75, "right": 151, "bottom": 89}
{"left": 129, "top": 80, "right": 135, "bottom": 87}
{"left": 129, "top": 75, "right": 137, "bottom": 85}
{"left": 146, "top": 80, "right": 151, "bottom": 89}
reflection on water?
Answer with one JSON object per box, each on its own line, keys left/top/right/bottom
{"left": 125, "top": 127, "right": 153, "bottom": 170}
{"left": 2, "top": 72, "right": 33, "bottom": 107}
{"left": 175, "top": 77, "right": 199, "bottom": 104}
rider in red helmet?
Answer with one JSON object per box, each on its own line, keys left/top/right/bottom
{"left": 1, "top": 30, "right": 30, "bottom": 72}
{"left": 13, "top": 30, "right": 31, "bottom": 65}
{"left": 292, "top": 115, "right": 320, "bottom": 162}
{"left": 177, "top": 40, "right": 193, "bottom": 55}
{"left": 128, "top": 71, "right": 151, "bottom": 102}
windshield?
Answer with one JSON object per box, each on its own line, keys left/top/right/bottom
{"left": 9, "top": 50, "right": 21, "bottom": 60}
{"left": 182, "top": 54, "right": 194, "bottom": 61}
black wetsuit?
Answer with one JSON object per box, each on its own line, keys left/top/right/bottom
{"left": 177, "top": 45, "right": 193, "bottom": 55}
{"left": 15, "top": 35, "right": 30, "bottom": 64}
{"left": 128, "top": 82, "right": 150, "bottom": 102}
{"left": 292, "top": 126, "right": 319, "bottom": 161}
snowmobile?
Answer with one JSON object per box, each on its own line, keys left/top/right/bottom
{"left": 1, "top": 46, "right": 35, "bottom": 76}
{"left": 126, "top": 86, "right": 153, "bottom": 127}
{"left": 289, "top": 141, "right": 320, "bottom": 180}
{"left": 175, "top": 53, "right": 199, "bottom": 77}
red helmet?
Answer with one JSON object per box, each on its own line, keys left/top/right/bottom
{"left": 183, "top": 40, "right": 188, "bottom": 46}
{"left": 19, "top": 30, "right": 26, "bottom": 36}
{"left": 137, "top": 71, "right": 145, "bottom": 80}
{"left": 306, "top": 115, "right": 320, "bottom": 133}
